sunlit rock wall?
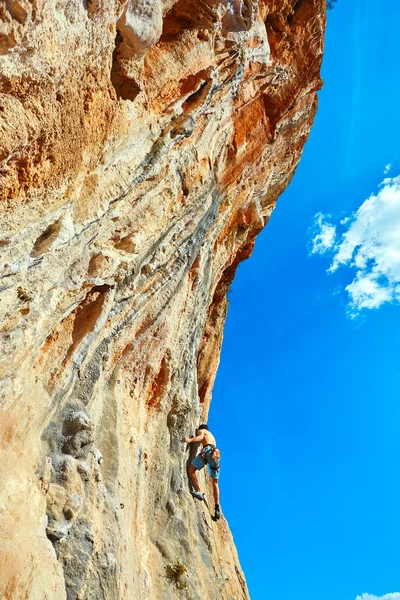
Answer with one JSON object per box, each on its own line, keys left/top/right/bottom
{"left": 0, "top": 1, "right": 325, "bottom": 598}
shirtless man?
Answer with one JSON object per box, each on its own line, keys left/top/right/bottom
{"left": 183, "top": 424, "right": 221, "bottom": 520}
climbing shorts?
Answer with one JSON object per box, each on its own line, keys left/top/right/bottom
{"left": 191, "top": 445, "right": 220, "bottom": 480}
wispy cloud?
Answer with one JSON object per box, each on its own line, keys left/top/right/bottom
{"left": 310, "top": 175, "right": 400, "bottom": 316}
{"left": 309, "top": 212, "right": 336, "bottom": 254}
{"left": 384, "top": 163, "right": 391, "bottom": 174}
{"left": 355, "top": 594, "right": 400, "bottom": 600}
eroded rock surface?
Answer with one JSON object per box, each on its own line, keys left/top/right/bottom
{"left": 0, "top": 1, "right": 325, "bottom": 598}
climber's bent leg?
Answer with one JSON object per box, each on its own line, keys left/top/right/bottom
{"left": 188, "top": 463, "right": 202, "bottom": 493}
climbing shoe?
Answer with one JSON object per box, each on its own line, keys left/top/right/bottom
{"left": 214, "top": 504, "right": 221, "bottom": 520}
{"left": 190, "top": 491, "right": 205, "bottom": 501}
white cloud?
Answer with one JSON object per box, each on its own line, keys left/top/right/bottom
{"left": 384, "top": 163, "right": 391, "bottom": 174}
{"left": 310, "top": 212, "right": 336, "bottom": 254}
{"left": 310, "top": 175, "right": 400, "bottom": 316}
{"left": 356, "top": 594, "right": 400, "bottom": 600}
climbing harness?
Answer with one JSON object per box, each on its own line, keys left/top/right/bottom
{"left": 200, "top": 444, "right": 221, "bottom": 472}
{"left": 199, "top": 443, "right": 215, "bottom": 458}
{"left": 209, "top": 447, "right": 220, "bottom": 471}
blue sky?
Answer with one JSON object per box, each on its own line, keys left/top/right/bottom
{"left": 209, "top": 2, "right": 400, "bottom": 599}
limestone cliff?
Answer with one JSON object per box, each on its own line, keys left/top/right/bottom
{"left": 0, "top": 1, "right": 325, "bottom": 598}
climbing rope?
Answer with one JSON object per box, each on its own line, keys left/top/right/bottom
{"left": 184, "top": 445, "right": 231, "bottom": 599}
{"left": 200, "top": 471, "right": 231, "bottom": 600}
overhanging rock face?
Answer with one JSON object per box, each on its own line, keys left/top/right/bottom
{"left": 0, "top": 1, "right": 325, "bottom": 598}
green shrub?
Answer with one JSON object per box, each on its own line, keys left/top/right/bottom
{"left": 165, "top": 560, "right": 188, "bottom": 590}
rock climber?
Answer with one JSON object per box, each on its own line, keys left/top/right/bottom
{"left": 183, "top": 424, "right": 221, "bottom": 520}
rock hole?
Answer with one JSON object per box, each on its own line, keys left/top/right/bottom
{"left": 141, "top": 263, "right": 152, "bottom": 276}
{"left": 180, "top": 67, "right": 209, "bottom": 96}
{"left": 160, "top": 0, "right": 216, "bottom": 44}
{"left": 88, "top": 253, "right": 110, "bottom": 278}
{"left": 261, "top": 94, "right": 279, "bottom": 141}
{"left": 287, "top": 0, "right": 312, "bottom": 25}
{"left": 265, "top": 12, "right": 285, "bottom": 33}
{"left": 17, "top": 287, "right": 31, "bottom": 302}
{"left": 113, "top": 235, "right": 136, "bottom": 253}
{"left": 86, "top": 0, "right": 101, "bottom": 15}
{"left": 160, "top": 0, "right": 196, "bottom": 42}
{"left": 110, "top": 33, "right": 141, "bottom": 101}
{"left": 5, "top": 0, "right": 27, "bottom": 24}
{"left": 197, "top": 30, "right": 209, "bottom": 41}
{"left": 236, "top": 225, "right": 247, "bottom": 238}
{"left": 181, "top": 80, "right": 209, "bottom": 113}
{"left": 0, "top": 33, "right": 16, "bottom": 55}
{"left": 31, "top": 220, "right": 62, "bottom": 256}
{"left": 221, "top": 0, "right": 252, "bottom": 33}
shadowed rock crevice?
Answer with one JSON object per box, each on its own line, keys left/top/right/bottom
{"left": 159, "top": 0, "right": 215, "bottom": 43}
{"left": 110, "top": 33, "right": 141, "bottom": 101}
{"left": 64, "top": 285, "right": 110, "bottom": 363}
{"left": 145, "top": 355, "right": 171, "bottom": 410}
{"left": 35, "top": 286, "right": 111, "bottom": 393}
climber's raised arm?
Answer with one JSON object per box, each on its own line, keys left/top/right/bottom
{"left": 182, "top": 430, "right": 205, "bottom": 444}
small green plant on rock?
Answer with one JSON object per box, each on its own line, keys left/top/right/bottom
{"left": 165, "top": 560, "right": 188, "bottom": 590}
